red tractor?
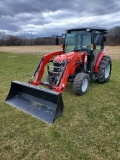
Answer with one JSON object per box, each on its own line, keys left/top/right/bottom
{"left": 5, "top": 27, "right": 112, "bottom": 124}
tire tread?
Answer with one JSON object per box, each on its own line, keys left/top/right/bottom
{"left": 73, "top": 73, "right": 89, "bottom": 95}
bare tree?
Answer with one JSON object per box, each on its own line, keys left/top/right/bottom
{"left": 0, "top": 32, "right": 6, "bottom": 46}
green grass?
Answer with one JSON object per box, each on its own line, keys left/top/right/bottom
{"left": 0, "top": 52, "right": 120, "bottom": 160}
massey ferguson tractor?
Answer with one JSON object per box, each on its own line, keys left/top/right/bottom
{"left": 5, "top": 27, "right": 112, "bottom": 124}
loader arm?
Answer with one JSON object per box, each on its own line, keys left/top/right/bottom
{"left": 5, "top": 50, "right": 64, "bottom": 125}
{"left": 30, "top": 51, "right": 63, "bottom": 85}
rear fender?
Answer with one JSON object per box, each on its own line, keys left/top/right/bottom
{"left": 94, "top": 50, "right": 107, "bottom": 73}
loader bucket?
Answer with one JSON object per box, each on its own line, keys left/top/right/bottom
{"left": 5, "top": 81, "right": 64, "bottom": 124}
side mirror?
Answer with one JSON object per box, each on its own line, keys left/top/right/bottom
{"left": 103, "top": 36, "right": 106, "bottom": 42}
{"left": 56, "top": 37, "right": 59, "bottom": 45}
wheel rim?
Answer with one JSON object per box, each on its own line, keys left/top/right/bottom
{"left": 81, "top": 78, "right": 88, "bottom": 92}
{"left": 105, "top": 63, "right": 110, "bottom": 78}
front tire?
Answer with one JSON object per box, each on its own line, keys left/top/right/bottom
{"left": 73, "top": 73, "right": 90, "bottom": 96}
{"left": 95, "top": 56, "right": 112, "bottom": 83}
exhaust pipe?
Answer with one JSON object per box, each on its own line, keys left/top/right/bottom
{"left": 5, "top": 81, "right": 64, "bottom": 124}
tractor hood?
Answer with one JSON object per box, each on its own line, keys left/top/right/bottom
{"left": 54, "top": 52, "right": 78, "bottom": 62}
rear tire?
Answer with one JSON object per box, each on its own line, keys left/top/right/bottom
{"left": 73, "top": 73, "right": 90, "bottom": 96}
{"left": 95, "top": 56, "right": 112, "bottom": 83}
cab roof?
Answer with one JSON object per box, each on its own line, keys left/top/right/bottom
{"left": 67, "top": 27, "right": 108, "bottom": 34}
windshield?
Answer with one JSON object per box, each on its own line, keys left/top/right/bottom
{"left": 65, "top": 30, "right": 91, "bottom": 53}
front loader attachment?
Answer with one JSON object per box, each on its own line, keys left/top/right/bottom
{"left": 5, "top": 81, "right": 64, "bottom": 124}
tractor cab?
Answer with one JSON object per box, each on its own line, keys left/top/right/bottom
{"left": 64, "top": 27, "right": 108, "bottom": 72}
{"left": 64, "top": 27, "right": 108, "bottom": 53}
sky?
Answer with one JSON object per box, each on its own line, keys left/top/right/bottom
{"left": 0, "top": 0, "right": 120, "bottom": 37}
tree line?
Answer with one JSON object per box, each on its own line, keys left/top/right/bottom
{"left": 0, "top": 34, "right": 64, "bottom": 46}
{"left": 105, "top": 26, "right": 120, "bottom": 45}
{"left": 0, "top": 26, "right": 120, "bottom": 46}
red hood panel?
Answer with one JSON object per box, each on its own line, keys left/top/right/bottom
{"left": 54, "top": 52, "right": 77, "bottom": 62}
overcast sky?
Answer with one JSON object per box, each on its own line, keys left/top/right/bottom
{"left": 0, "top": 0, "right": 120, "bottom": 37}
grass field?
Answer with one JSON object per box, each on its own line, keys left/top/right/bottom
{"left": 0, "top": 46, "right": 120, "bottom": 160}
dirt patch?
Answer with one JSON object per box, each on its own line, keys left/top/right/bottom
{"left": 0, "top": 46, "right": 62, "bottom": 54}
{"left": 0, "top": 45, "right": 119, "bottom": 59}
{"left": 105, "top": 46, "right": 120, "bottom": 59}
